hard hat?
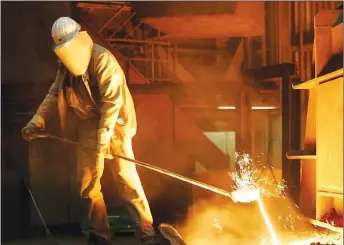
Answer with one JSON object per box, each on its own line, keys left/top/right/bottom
{"left": 51, "top": 17, "right": 81, "bottom": 47}
{"left": 51, "top": 17, "right": 94, "bottom": 76}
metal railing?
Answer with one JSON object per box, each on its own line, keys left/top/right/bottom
{"left": 79, "top": 4, "right": 179, "bottom": 84}
{"left": 106, "top": 38, "right": 178, "bottom": 83}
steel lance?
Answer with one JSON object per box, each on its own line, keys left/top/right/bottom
{"left": 36, "top": 133, "right": 234, "bottom": 199}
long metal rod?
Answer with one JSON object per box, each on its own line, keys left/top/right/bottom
{"left": 45, "top": 134, "right": 233, "bottom": 199}
{"left": 24, "top": 180, "right": 51, "bottom": 236}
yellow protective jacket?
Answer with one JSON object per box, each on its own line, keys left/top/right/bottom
{"left": 30, "top": 44, "right": 137, "bottom": 139}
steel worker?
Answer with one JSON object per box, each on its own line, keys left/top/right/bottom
{"left": 22, "top": 17, "right": 157, "bottom": 245}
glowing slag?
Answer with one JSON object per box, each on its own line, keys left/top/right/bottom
{"left": 228, "top": 152, "right": 343, "bottom": 245}
{"left": 229, "top": 152, "right": 300, "bottom": 232}
{"left": 257, "top": 196, "right": 280, "bottom": 245}
{"left": 230, "top": 152, "right": 280, "bottom": 245}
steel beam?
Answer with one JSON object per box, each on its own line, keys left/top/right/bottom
{"left": 288, "top": 76, "right": 301, "bottom": 204}
{"left": 108, "top": 12, "right": 136, "bottom": 39}
{"left": 114, "top": 42, "right": 228, "bottom": 55}
{"left": 280, "top": 65, "right": 299, "bottom": 202}
{"left": 107, "top": 38, "right": 170, "bottom": 45}
{"left": 246, "top": 63, "right": 295, "bottom": 80}
{"left": 98, "top": 6, "right": 126, "bottom": 33}
{"left": 76, "top": 2, "right": 131, "bottom": 11}
{"left": 124, "top": 22, "right": 143, "bottom": 39}
{"left": 238, "top": 89, "right": 252, "bottom": 153}
{"left": 127, "top": 81, "right": 279, "bottom": 95}
{"left": 245, "top": 64, "right": 297, "bottom": 199}
{"left": 127, "top": 82, "right": 244, "bottom": 95}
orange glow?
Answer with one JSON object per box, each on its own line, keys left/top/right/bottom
{"left": 257, "top": 196, "right": 280, "bottom": 245}
{"left": 216, "top": 106, "right": 277, "bottom": 110}
{"left": 179, "top": 152, "right": 343, "bottom": 245}
{"left": 217, "top": 106, "right": 236, "bottom": 110}
{"left": 285, "top": 233, "right": 344, "bottom": 245}
{"left": 231, "top": 188, "right": 260, "bottom": 203}
{"left": 179, "top": 198, "right": 343, "bottom": 245}
{"left": 251, "top": 106, "right": 277, "bottom": 110}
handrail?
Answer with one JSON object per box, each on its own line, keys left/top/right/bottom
{"left": 80, "top": 18, "right": 151, "bottom": 84}
{"left": 292, "top": 68, "right": 343, "bottom": 90}
{"left": 80, "top": 9, "right": 179, "bottom": 84}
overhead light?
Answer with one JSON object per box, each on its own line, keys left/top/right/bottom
{"left": 217, "top": 106, "right": 236, "bottom": 110}
{"left": 217, "top": 106, "right": 277, "bottom": 110}
{"left": 251, "top": 106, "right": 277, "bottom": 110}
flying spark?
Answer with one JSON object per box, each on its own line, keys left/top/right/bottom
{"left": 213, "top": 217, "right": 223, "bottom": 237}
{"left": 229, "top": 152, "right": 301, "bottom": 233}
{"left": 229, "top": 152, "right": 280, "bottom": 245}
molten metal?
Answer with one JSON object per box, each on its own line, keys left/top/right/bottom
{"left": 257, "top": 195, "right": 280, "bottom": 245}
{"left": 231, "top": 188, "right": 260, "bottom": 203}
{"left": 229, "top": 153, "right": 281, "bottom": 244}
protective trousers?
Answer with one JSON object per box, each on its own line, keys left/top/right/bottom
{"left": 77, "top": 118, "right": 155, "bottom": 240}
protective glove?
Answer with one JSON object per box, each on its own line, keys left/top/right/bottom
{"left": 21, "top": 123, "right": 46, "bottom": 141}
{"left": 97, "top": 128, "right": 114, "bottom": 159}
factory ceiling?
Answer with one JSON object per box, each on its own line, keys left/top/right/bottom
{"left": 132, "top": 1, "right": 265, "bottom": 38}
{"left": 76, "top": 1, "right": 278, "bottom": 131}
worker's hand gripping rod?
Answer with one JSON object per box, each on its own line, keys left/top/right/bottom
{"left": 36, "top": 133, "right": 234, "bottom": 199}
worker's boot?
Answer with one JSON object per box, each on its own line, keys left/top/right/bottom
{"left": 87, "top": 233, "right": 111, "bottom": 245}
{"left": 158, "top": 224, "right": 187, "bottom": 245}
{"left": 141, "top": 235, "right": 158, "bottom": 245}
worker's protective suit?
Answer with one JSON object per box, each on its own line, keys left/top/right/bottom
{"left": 22, "top": 17, "right": 156, "bottom": 245}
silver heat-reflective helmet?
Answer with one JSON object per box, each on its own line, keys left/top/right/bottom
{"left": 51, "top": 17, "right": 94, "bottom": 76}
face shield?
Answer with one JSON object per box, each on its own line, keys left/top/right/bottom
{"left": 53, "top": 31, "right": 94, "bottom": 76}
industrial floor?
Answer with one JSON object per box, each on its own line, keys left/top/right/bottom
{"left": 3, "top": 235, "right": 141, "bottom": 245}
{"left": 3, "top": 231, "right": 343, "bottom": 245}
{"left": 2, "top": 233, "right": 174, "bottom": 245}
